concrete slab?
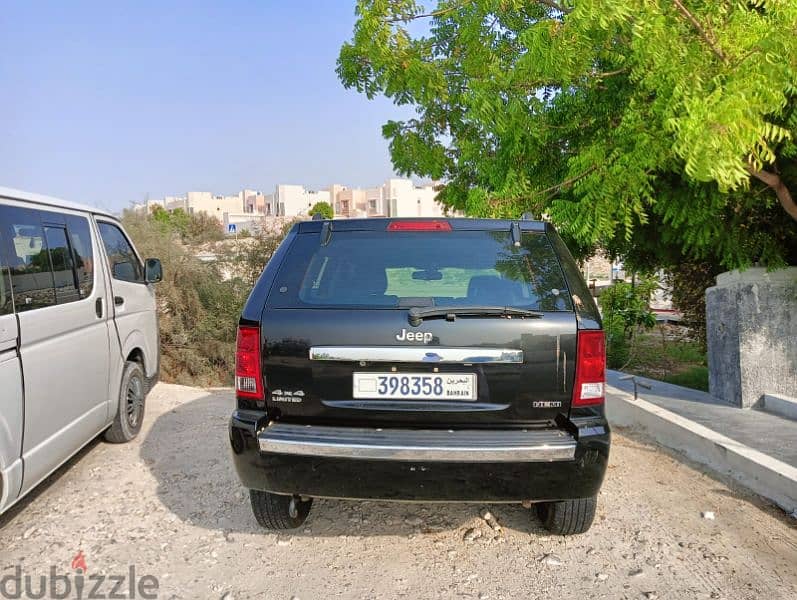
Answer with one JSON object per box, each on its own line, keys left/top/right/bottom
{"left": 608, "top": 371, "right": 797, "bottom": 468}
{"left": 606, "top": 374, "right": 797, "bottom": 515}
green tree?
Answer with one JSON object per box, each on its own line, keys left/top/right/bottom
{"left": 338, "top": 0, "right": 797, "bottom": 268}
{"left": 598, "top": 277, "right": 658, "bottom": 368}
{"left": 309, "top": 201, "right": 334, "bottom": 219}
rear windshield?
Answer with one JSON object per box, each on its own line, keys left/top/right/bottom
{"left": 268, "top": 229, "right": 573, "bottom": 311}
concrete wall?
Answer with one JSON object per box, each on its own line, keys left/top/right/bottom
{"left": 706, "top": 268, "right": 797, "bottom": 408}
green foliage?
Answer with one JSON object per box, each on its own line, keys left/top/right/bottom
{"left": 309, "top": 201, "right": 334, "bottom": 219}
{"left": 338, "top": 0, "right": 797, "bottom": 269}
{"left": 622, "top": 326, "right": 708, "bottom": 391}
{"left": 149, "top": 205, "right": 224, "bottom": 244}
{"left": 599, "top": 279, "right": 658, "bottom": 332}
{"left": 602, "top": 314, "right": 630, "bottom": 369}
{"left": 664, "top": 366, "right": 709, "bottom": 392}
{"left": 598, "top": 278, "right": 657, "bottom": 368}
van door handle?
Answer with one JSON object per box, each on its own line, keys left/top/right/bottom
{"left": 114, "top": 296, "right": 124, "bottom": 306}
{"left": 95, "top": 298, "right": 103, "bottom": 318}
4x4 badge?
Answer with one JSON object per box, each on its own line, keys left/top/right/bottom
{"left": 395, "top": 328, "right": 433, "bottom": 344}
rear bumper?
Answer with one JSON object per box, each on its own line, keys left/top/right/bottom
{"left": 257, "top": 422, "right": 577, "bottom": 462}
{"left": 230, "top": 411, "right": 610, "bottom": 502}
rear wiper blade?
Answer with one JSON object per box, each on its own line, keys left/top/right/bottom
{"left": 407, "top": 305, "right": 544, "bottom": 326}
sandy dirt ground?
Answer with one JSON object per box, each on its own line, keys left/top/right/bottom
{"left": 1, "top": 383, "right": 795, "bottom": 600}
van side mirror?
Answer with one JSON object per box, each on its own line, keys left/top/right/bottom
{"left": 144, "top": 258, "right": 163, "bottom": 283}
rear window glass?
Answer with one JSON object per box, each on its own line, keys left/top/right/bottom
{"left": 269, "top": 229, "right": 572, "bottom": 311}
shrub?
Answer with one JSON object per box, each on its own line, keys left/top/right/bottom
{"left": 122, "top": 211, "right": 249, "bottom": 386}
{"left": 598, "top": 277, "right": 658, "bottom": 369}
{"left": 603, "top": 314, "right": 630, "bottom": 369}
{"left": 309, "top": 201, "right": 333, "bottom": 219}
{"left": 218, "top": 219, "right": 299, "bottom": 288}
{"left": 149, "top": 205, "right": 224, "bottom": 244}
{"left": 121, "top": 211, "right": 300, "bottom": 386}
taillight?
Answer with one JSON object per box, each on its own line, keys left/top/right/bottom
{"left": 387, "top": 220, "right": 452, "bottom": 231}
{"left": 572, "top": 330, "right": 606, "bottom": 406}
{"left": 235, "top": 325, "right": 264, "bottom": 400}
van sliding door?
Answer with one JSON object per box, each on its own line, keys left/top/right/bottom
{"left": 0, "top": 213, "right": 24, "bottom": 511}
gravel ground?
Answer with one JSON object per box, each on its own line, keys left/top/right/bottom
{"left": 1, "top": 383, "right": 795, "bottom": 600}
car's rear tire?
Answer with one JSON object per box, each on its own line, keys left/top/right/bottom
{"left": 250, "top": 490, "right": 312, "bottom": 530}
{"left": 104, "top": 361, "right": 146, "bottom": 444}
{"left": 536, "top": 496, "right": 597, "bottom": 535}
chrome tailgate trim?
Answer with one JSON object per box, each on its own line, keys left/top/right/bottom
{"left": 258, "top": 423, "right": 576, "bottom": 462}
{"left": 309, "top": 346, "right": 523, "bottom": 364}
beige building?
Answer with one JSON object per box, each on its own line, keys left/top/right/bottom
{"left": 263, "top": 185, "right": 331, "bottom": 217}
{"left": 181, "top": 191, "right": 242, "bottom": 217}
{"left": 333, "top": 178, "right": 445, "bottom": 218}
{"left": 144, "top": 177, "right": 448, "bottom": 226}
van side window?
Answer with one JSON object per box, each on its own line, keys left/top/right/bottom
{"left": 0, "top": 229, "right": 13, "bottom": 315}
{"left": 43, "top": 226, "right": 81, "bottom": 305}
{"left": 66, "top": 216, "right": 94, "bottom": 298}
{"left": 97, "top": 222, "right": 143, "bottom": 283}
{"left": 0, "top": 205, "right": 57, "bottom": 311}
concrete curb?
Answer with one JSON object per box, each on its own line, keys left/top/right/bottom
{"left": 606, "top": 385, "right": 797, "bottom": 516}
{"left": 759, "top": 393, "right": 797, "bottom": 422}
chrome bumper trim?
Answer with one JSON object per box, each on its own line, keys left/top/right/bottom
{"left": 308, "top": 346, "right": 523, "bottom": 364}
{"left": 257, "top": 423, "right": 576, "bottom": 462}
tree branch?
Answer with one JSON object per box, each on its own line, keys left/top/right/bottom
{"left": 593, "top": 67, "right": 627, "bottom": 78}
{"left": 536, "top": 166, "right": 598, "bottom": 201}
{"left": 747, "top": 165, "right": 797, "bottom": 223}
{"left": 537, "top": 0, "right": 572, "bottom": 15}
{"left": 671, "top": 0, "right": 726, "bottom": 62}
{"left": 386, "top": 6, "right": 457, "bottom": 23}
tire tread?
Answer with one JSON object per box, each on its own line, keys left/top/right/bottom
{"left": 250, "top": 490, "right": 311, "bottom": 530}
{"left": 538, "top": 496, "right": 597, "bottom": 535}
{"left": 104, "top": 361, "right": 146, "bottom": 444}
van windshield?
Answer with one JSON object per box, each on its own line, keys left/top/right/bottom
{"left": 268, "top": 230, "right": 573, "bottom": 311}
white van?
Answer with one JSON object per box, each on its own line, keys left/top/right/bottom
{"left": 0, "top": 187, "right": 161, "bottom": 515}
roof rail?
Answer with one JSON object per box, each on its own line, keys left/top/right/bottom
{"left": 521, "top": 212, "right": 536, "bottom": 220}
{"left": 510, "top": 221, "right": 521, "bottom": 247}
{"left": 320, "top": 221, "right": 332, "bottom": 246}
{"left": 312, "top": 212, "right": 325, "bottom": 221}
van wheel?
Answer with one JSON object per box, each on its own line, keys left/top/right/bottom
{"left": 250, "top": 490, "right": 312, "bottom": 530}
{"left": 104, "top": 361, "right": 146, "bottom": 443}
{"left": 536, "top": 496, "right": 597, "bottom": 535}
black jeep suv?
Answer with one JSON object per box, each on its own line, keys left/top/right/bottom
{"left": 229, "top": 217, "right": 609, "bottom": 535}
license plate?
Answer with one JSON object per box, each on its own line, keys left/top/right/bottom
{"left": 352, "top": 372, "right": 477, "bottom": 400}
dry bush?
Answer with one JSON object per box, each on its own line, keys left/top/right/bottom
{"left": 122, "top": 211, "right": 296, "bottom": 386}
{"left": 122, "top": 211, "right": 249, "bottom": 386}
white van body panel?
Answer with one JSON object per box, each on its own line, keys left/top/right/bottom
{"left": 0, "top": 189, "right": 159, "bottom": 514}
{"left": 95, "top": 217, "right": 159, "bottom": 380}
{"left": 0, "top": 312, "right": 23, "bottom": 513}
{"left": 0, "top": 186, "right": 115, "bottom": 219}
{"left": 13, "top": 201, "right": 113, "bottom": 496}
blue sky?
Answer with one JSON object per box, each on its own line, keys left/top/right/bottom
{"left": 0, "top": 1, "right": 409, "bottom": 211}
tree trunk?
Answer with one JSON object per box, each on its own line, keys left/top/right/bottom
{"left": 747, "top": 167, "right": 797, "bottom": 223}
